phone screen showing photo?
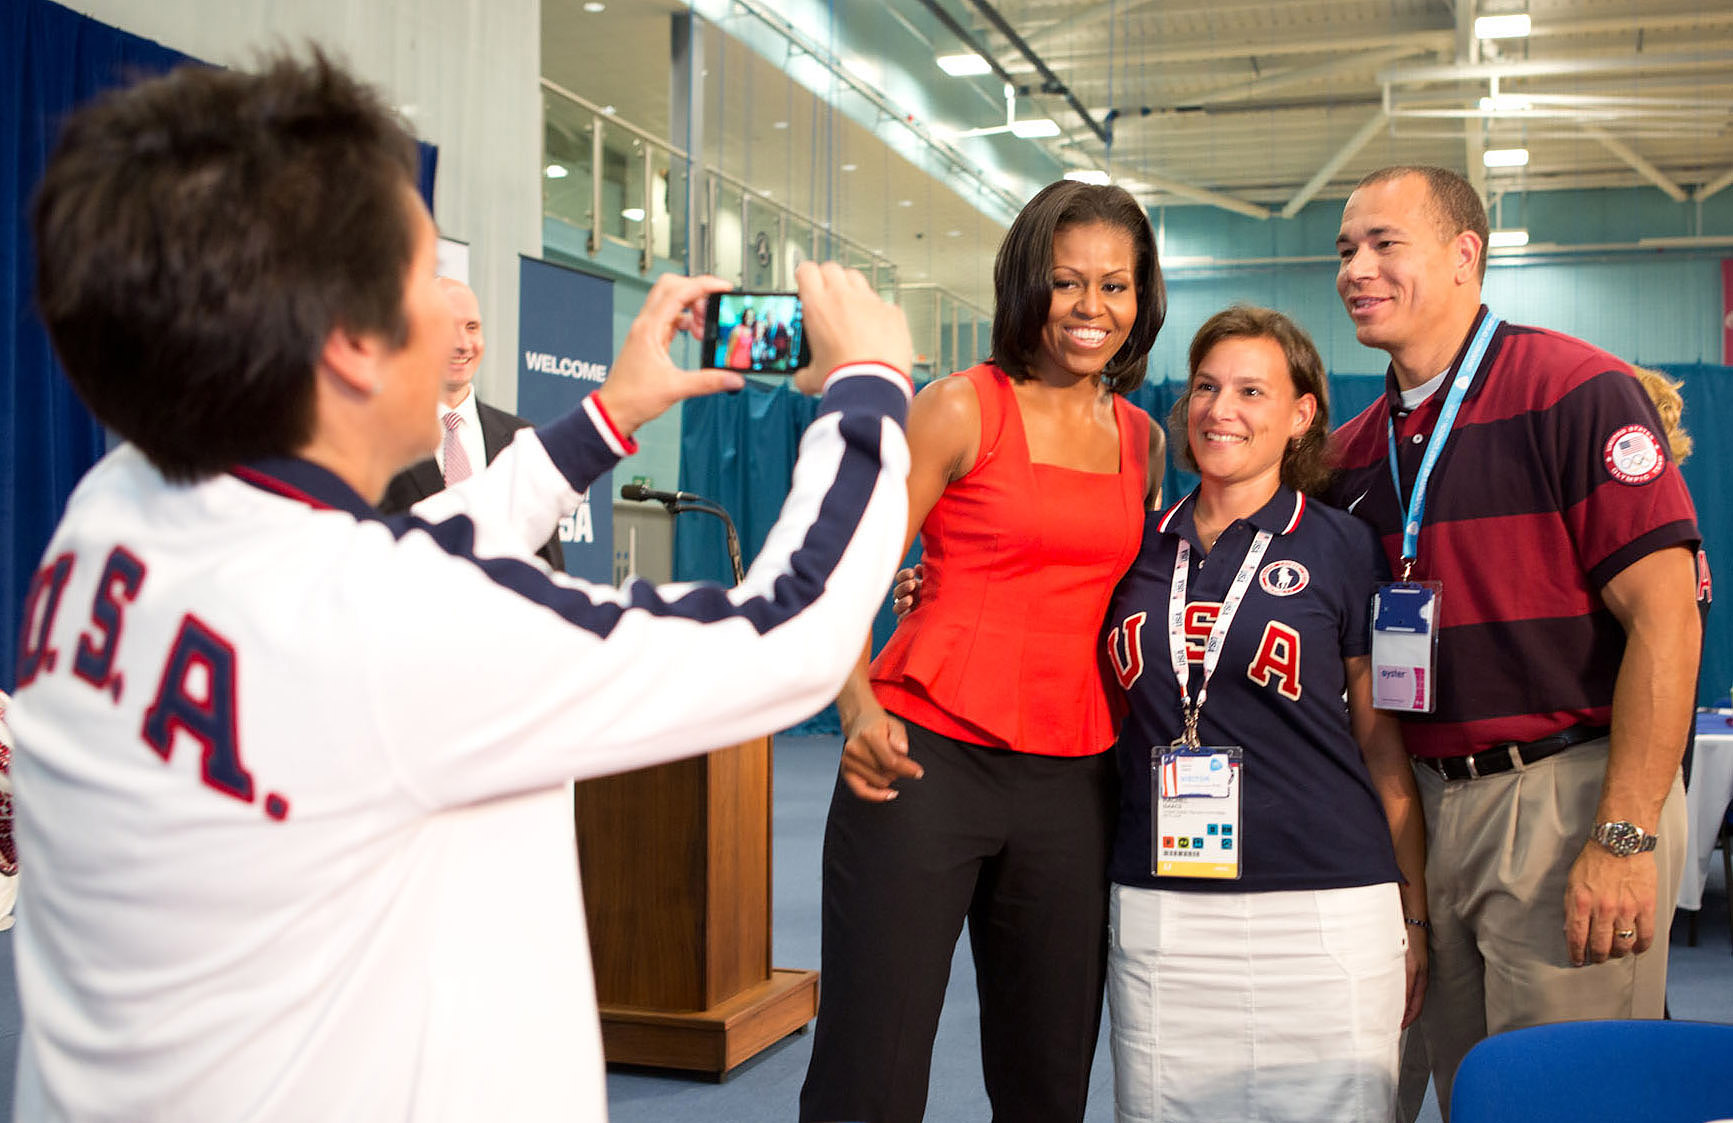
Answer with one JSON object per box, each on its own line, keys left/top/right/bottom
{"left": 709, "top": 292, "right": 807, "bottom": 374}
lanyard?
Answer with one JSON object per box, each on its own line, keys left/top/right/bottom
{"left": 1166, "top": 527, "right": 1273, "bottom": 747}
{"left": 1385, "top": 312, "right": 1502, "bottom": 578}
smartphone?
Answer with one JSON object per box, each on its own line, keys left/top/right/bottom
{"left": 703, "top": 291, "right": 811, "bottom": 374}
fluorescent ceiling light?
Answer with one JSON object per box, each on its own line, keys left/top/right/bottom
{"left": 544, "top": 164, "right": 569, "bottom": 179}
{"left": 1637, "top": 235, "right": 1733, "bottom": 249}
{"left": 1478, "top": 94, "right": 1533, "bottom": 113}
{"left": 1065, "top": 170, "right": 1112, "bottom": 185}
{"left": 1010, "top": 118, "right": 1061, "bottom": 139}
{"left": 1483, "top": 147, "right": 1529, "bottom": 168}
{"left": 937, "top": 52, "right": 992, "bottom": 77}
{"left": 1475, "top": 14, "right": 1532, "bottom": 40}
{"left": 1488, "top": 228, "right": 1530, "bottom": 248}
{"left": 583, "top": 1, "right": 605, "bottom": 11}
{"left": 621, "top": 207, "right": 645, "bottom": 222}
{"left": 841, "top": 163, "right": 858, "bottom": 172}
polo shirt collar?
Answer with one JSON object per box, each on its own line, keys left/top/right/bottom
{"left": 1383, "top": 303, "right": 1499, "bottom": 415}
{"left": 1157, "top": 484, "right": 1307, "bottom": 550}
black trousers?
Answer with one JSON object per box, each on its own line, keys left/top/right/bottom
{"left": 798, "top": 719, "right": 1116, "bottom": 1123}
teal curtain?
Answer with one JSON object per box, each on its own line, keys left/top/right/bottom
{"left": 679, "top": 365, "right": 1733, "bottom": 731}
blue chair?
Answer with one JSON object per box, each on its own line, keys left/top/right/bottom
{"left": 1451, "top": 1020, "right": 1733, "bottom": 1123}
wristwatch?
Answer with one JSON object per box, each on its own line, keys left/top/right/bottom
{"left": 1591, "top": 820, "right": 1659, "bottom": 857}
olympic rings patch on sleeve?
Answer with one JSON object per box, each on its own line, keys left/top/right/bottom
{"left": 1603, "top": 424, "right": 1664, "bottom": 485}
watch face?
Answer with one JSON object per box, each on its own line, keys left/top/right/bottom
{"left": 1598, "top": 821, "right": 1645, "bottom": 857}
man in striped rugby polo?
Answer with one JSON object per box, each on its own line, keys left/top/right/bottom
{"left": 1329, "top": 164, "right": 1699, "bottom": 1121}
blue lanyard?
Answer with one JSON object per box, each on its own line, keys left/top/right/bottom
{"left": 1386, "top": 311, "right": 1502, "bottom": 576}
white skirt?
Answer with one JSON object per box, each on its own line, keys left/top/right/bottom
{"left": 1108, "top": 882, "right": 1406, "bottom": 1123}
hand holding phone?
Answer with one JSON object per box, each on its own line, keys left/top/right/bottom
{"left": 591, "top": 273, "right": 743, "bottom": 438}
{"left": 794, "top": 262, "right": 912, "bottom": 393}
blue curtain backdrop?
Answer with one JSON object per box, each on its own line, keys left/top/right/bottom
{"left": 2, "top": 0, "right": 437, "bottom": 689}
{"left": 679, "top": 366, "right": 1733, "bottom": 734}
{"left": 1, "top": 0, "right": 190, "bottom": 692}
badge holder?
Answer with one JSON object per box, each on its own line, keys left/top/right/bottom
{"left": 1371, "top": 581, "right": 1442, "bottom": 713}
{"left": 1151, "top": 745, "right": 1243, "bottom": 880}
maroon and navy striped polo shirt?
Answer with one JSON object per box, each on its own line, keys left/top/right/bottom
{"left": 1327, "top": 307, "right": 1700, "bottom": 758}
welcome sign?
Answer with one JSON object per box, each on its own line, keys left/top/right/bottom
{"left": 517, "top": 255, "right": 614, "bottom": 582}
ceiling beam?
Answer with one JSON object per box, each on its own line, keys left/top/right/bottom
{"left": 1098, "top": 95, "right": 1388, "bottom": 124}
{"left": 1696, "top": 166, "right": 1733, "bottom": 202}
{"left": 1283, "top": 110, "right": 1389, "bottom": 218}
{"left": 1531, "top": 7, "right": 1733, "bottom": 38}
{"left": 1020, "top": 0, "right": 1293, "bottom": 53}
{"left": 960, "top": 0, "right": 1111, "bottom": 146}
{"left": 1583, "top": 126, "right": 1688, "bottom": 201}
{"left": 1456, "top": 0, "right": 1487, "bottom": 200}
{"left": 1169, "top": 46, "right": 1430, "bottom": 109}
{"left": 911, "top": 0, "right": 1017, "bottom": 88}
{"left": 1131, "top": 173, "right": 1270, "bottom": 220}
{"left": 1001, "top": 28, "right": 1454, "bottom": 72}
{"left": 1381, "top": 51, "right": 1733, "bottom": 85}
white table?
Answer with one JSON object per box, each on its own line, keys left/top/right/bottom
{"left": 1680, "top": 714, "right": 1733, "bottom": 912}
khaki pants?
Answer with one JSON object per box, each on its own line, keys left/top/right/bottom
{"left": 1411, "top": 738, "right": 1686, "bottom": 1121}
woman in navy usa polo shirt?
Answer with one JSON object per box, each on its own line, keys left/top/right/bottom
{"left": 1104, "top": 306, "right": 1427, "bottom": 1122}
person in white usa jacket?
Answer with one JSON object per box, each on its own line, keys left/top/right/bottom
{"left": 12, "top": 51, "right": 912, "bottom": 1122}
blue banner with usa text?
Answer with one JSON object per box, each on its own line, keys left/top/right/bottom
{"left": 517, "top": 255, "right": 613, "bottom": 582}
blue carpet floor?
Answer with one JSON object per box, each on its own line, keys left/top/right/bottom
{"left": 0, "top": 733, "right": 1726, "bottom": 1119}
{"left": 602, "top": 734, "right": 1733, "bottom": 1122}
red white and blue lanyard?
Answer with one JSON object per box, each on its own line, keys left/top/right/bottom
{"left": 1385, "top": 312, "right": 1502, "bottom": 580}
{"left": 1167, "top": 526, "right": 1273, "bottom": 748}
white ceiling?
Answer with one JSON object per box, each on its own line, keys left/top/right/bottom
{"left": 544, "top": 0, "right": 1733, "bottom": 312}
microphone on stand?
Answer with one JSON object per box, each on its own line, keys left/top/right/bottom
{"left": 620, "top": 483, "right": 745, "bottom": 584}
{"left": 619, "top": 483, "right": 701, "bottom": 505}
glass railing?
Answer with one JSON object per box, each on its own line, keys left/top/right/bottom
{"left": 899, "top": 283, "right": 991, "bottom": 379}
{"left": 543, "top": 80, "right": 687, "bottom": 273}
{"left": 540, "top": 79, "right": 987, "bottom": 374}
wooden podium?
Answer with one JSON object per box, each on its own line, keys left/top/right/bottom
{"left": 574, "top": 735, "right": 818, "bottom": 1075}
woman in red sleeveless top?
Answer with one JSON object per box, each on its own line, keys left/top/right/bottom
{"left": 799, "top": 182, "right": 1167, "bottom": 1123}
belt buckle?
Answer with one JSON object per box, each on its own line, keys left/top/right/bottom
{"left": 1464, "top": 752, "right": 1481, "bottom": 781}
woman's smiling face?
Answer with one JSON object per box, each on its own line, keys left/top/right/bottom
{"left": 1032, "top": 220, "right": 1137, "bottom": 382}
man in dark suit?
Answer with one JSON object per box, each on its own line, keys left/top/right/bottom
{"left": 379, "top": 277, "right": 564, "bottom": 569}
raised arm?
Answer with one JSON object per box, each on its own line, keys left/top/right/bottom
{"left": 368, "top": 264, "right": 922, "bottom": 805}
{"left": 403, "top": 274, "right": 746, "bottom": 559}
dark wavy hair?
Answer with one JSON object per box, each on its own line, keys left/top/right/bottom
{"left": 33, "top": 50, "right": 421, "bottom": 482}
{"left": 989, "top": 180, "right": 1165, "bottom": 394}
{"left": 1168, "top": 305, "right": 1334, "bottom": 495}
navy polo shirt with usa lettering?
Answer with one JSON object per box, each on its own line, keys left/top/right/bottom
{"left": 1105, "top": 486, "right": 1404, "bottom": 893}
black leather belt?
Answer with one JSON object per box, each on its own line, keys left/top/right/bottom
{"left": 1418, "top": 724, "right": 1611, "bottom": 782}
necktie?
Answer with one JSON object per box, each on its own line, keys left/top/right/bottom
{"left": 442, "top": 411, "right": 473, "bottom": 486}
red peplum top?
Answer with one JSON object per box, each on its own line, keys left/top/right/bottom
{"left": 870, "top": 363, "right": 1150, "bottom": 757}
